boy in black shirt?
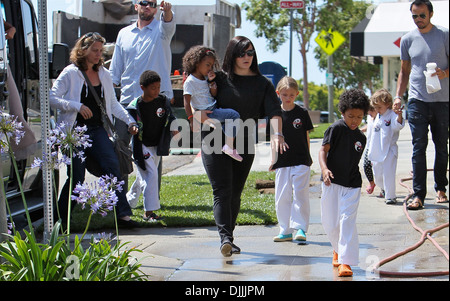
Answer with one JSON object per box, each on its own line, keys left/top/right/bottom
{"left": 126, "top": 71, "right": 177, "bottom": 221}
{"left": 318, "top": 88, "right": 370, "bottom": 277}
{"left": 270, "top": 77, "right": 313, "bottom": 243}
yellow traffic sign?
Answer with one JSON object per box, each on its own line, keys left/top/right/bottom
{"left": 315, "top": 29, "right": 346, "bottom": 56}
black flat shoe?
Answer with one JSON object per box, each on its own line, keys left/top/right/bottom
{"left": 117, "top": 218, "right": 140, "bottom": 228}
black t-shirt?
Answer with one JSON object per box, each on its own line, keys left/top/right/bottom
{"left": 322, "top": 119, "right": 366, "bottom": 188}
{"left": 207, "top": 71, "right": 282, "bottom": 153}
{"left": 76, "top": 84, "right": 103, "bottom": 127}
{"left": 271, "top": 105, "right": 313, "bottom": 170}
{"left": 137, "top": 96, "right": 167, "bottom": 147}
{"left": 215, "top": 71, "right": 282, "bottom": 124}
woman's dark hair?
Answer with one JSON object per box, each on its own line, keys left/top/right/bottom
{"left": 222, "top": 36, "right": 261, "bottom": 79}
{"left": 410, "top": 0, "right": 433, "bottom": 13}
{"left": 338, "top": 88, "right": 370, "bottom": 115}
{"left": 70, "top": 32, "right": 106, "bottom": 72}
{"left": 140, "top": 70, "right": 161, "bottom": 87}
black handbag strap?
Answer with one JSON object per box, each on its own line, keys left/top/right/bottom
{"left": 80, "top": 70, "right": 118, "bottom": 138}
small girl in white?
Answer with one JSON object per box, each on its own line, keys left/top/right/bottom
{"left": 183, "top": 45, "right": 242, "bottom": 161}
{"left": 368, "top": 88, "right": 404, "bottom": 204}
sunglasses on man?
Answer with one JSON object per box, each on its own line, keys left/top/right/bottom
{"left": 138, "top": 1, "right": 157, "bottom": 8}
{"left": 238, "top": 50, "right": 256, "bottom": 58}
{"left": 412, "top": 13, "right": 427, "bottom": 20}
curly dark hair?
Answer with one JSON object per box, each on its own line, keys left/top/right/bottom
{"left": 338, "top": 88, "right": 370, "bottom": 115}
{"left": 182, "top": 45, "right": 219, "bottom": 75}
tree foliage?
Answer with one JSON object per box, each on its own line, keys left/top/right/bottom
{"left": 314, "top": 0, "right": 382, "bottom": 92}
{"left": 242, "top": 0, "right": 318, "bottom": 109}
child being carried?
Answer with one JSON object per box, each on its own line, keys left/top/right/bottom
{"left": 183, "top": 45, "right": 242, "bottom": 162}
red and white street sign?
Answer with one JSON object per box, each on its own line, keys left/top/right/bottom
{"left": 280, "top": 0, "right": 305, "bottom": 9}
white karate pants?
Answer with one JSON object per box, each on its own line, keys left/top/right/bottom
{"left": 371, "top": 150, "right": 398, "bottom": 200}
{"left": 127, "top": 145, "right": 161, "bottom": 212}
{"left": 320, "top": 183, "right": 360, "bottom": 266}
{"left": 275, "top": 165, "right": 310, "bottom": 235}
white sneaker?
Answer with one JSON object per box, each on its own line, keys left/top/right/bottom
{"left": 222, "top": 145, "right": 243, "bottom": 162}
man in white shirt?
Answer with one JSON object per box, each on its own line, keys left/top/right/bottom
{"left": 110, "top": 0, "right": 175, "bottom": 106}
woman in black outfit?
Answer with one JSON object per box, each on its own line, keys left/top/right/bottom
{"left": 199, "top": 36, "right": 286, "bottom": 257}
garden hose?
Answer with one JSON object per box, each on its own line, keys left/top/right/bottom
{"left": 372, "top": 169, "right": 449, "bottom": 277}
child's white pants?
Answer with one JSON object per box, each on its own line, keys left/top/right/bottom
{"left": 275, "top": 165, "right": 310, "bottom": 235}
{"left": 320, "top": 183, "right": 360, "bottom": 266}
{"left": 372, "top": 150, "right": 398, "bottom": 200}
{"left": 127, "top": 145, "right": 161, "bottom": 212}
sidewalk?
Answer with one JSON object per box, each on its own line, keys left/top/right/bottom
{"left": 119, "top": 122, "right": 449, "bottom": 281}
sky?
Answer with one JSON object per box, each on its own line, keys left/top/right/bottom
{"left": 30, "top": 0, "right": 393, "bottom": 85}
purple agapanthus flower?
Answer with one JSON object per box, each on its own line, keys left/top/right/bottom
{"left": 71, "top": 175, "right": 123, "bottom": 217}
{"left": 0, "top": 111, "right": 25, "bottom": 154}
{"left": 7, "top": 221, "right": 15, "bottom": 235}
{"left": 31, "top": 121, "right": 92, "bottom": 169}
{"left": 94, "top": 232, "right": 116, "bottom": 243}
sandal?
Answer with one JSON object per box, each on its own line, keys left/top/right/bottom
{"left": 338, "top": 264, "right": 353, "bottom": 277}
{"left": 142, "top": 212, "right": 163, "bottom": 222}
{"left": 407, "top": 197, "right": 423, "bottom": 210}
{"left": 436, "top": 192, "right": 449, "bottom": 204}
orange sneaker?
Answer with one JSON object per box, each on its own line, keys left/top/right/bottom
{"left": 332, "top": 251, "right": 339, "bottom": 267}
{"left": 338, "top": 264, "right": 353, "bottom": 277}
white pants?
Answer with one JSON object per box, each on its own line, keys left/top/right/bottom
{"left": 372, "top": 150, "right": 398, "bottom": 200}
{"left": 320, "top": 183, "right": 360, "bottom": 266}
{"left": 127, "top": 145, "right": 161, "bottom": 211}
{"left": 275, "top": 165, "right": 310, "bottom": 235}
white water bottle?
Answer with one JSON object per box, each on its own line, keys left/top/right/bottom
{"left": 423, "top": 62, "right": 441, "bottom": 94}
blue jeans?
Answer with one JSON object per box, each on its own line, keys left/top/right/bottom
{"left": 207, "top": 106, "right": 240, "bottom": 138}
{"left": 407, "top": 99, "right": 449, "bottom": 201}
{"left": 57, "top": 125, "right": 132, "bottom": 222}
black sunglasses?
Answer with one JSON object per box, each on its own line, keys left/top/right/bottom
{"left": 238, "top": 50, "right": 256, "bottom": 58}
{"left": 412, "top": 13, "right": 427, "bottom": 19}
{"left": 138, "top": 1, "right": 157, "bottom": 8}
{"left": 81, "top": 32, "right": 104, "bottom": 46}
{"left": 84, "top": 32, "right": 101, "bottom": 38}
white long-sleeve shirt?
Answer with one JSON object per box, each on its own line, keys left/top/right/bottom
{"left": 49, "top": 64, "right": 135, "bottom": 128}
{"left": 109, "top": 13, "right": 176, "bottom": 105}
{"left": 368, "top": 109, "right": 405, "bottom": 162}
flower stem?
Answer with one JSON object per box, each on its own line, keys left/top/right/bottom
{"left": 114, "top": 206, "right": 120, "bottom": 246}
{"left": 0, "top": 177, "right": 17, "bottom": 237}
{"left": 72, "top": 211, "right": 92, "bottom": 253}
{"left": 66, "top": 146, "right": 73, "bottom": 246}
{"left": 8, "top": 146, "right": 35, "bottom": 239}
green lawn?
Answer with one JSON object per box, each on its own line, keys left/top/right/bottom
{"left": 68, "top": 123, "right": 330, "bottom": 232}
{"left": 310, "top": 123, "right": 331, "bottom": 139}
{"left": 69, "top": 171, "right": 277, "bottom": 232}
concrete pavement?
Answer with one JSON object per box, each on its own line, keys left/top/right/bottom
{"left": 118, "top": 122, "right": 449, "bottom": 282}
